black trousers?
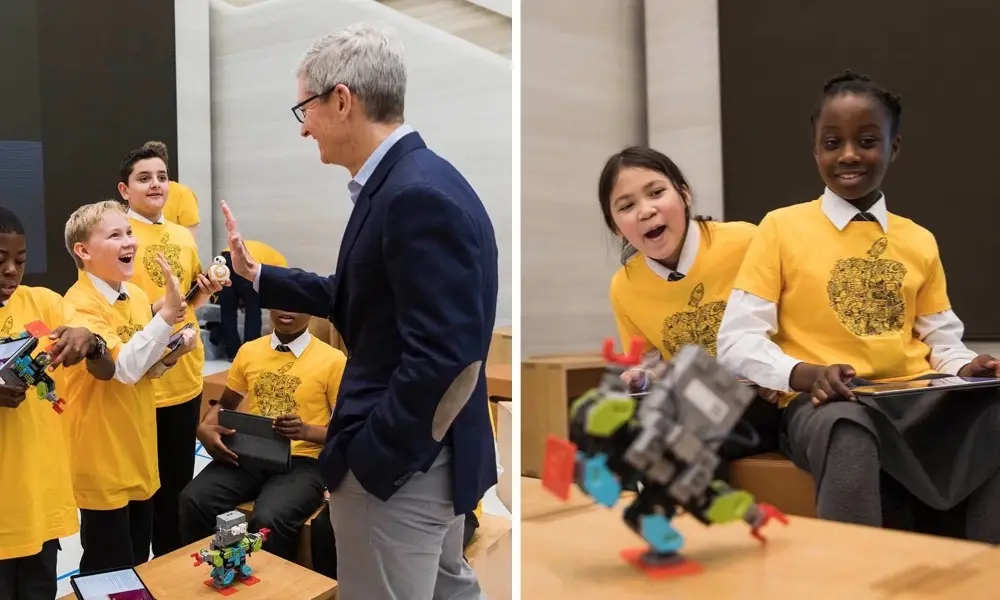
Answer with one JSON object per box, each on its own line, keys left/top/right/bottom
{"left": 79, "top": 499, "right": 154, "bottom": 574}
{"left": 151, "top": 394, "right": 201, "bottom": 557}
{"left": 0, "top": 539, "right": 59, "bottom": 600}
{"left": 179, "top": 456, "right": 325, "bottom": 560}
{"left": 219, "top": 251, "right": 261, "bottom": 361}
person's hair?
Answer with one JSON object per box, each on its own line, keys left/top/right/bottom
{"left": 64, "top": 200, "right": 127, "bottom": 270}
{"left": 142, "top": 140, "right": 169, "bottom": 163}
{"left": 296, "top": 23, "right": 406, "bottom": 124}
{"left": 0, "top": 206, "right": 25, "bottom": 236}
{"left": 119, "top": 146, "right": 167, "bottom": 186}
{"left": 810, "top": 70, "right": 903, "bottom": 136}
{"left": 598, "top": 146, "right": 713, "bottom": 265}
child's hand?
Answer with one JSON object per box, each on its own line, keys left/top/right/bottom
{"left": 792, "top": 363, "right": 856, "bottom": 405}
{"left": 47, "top": 326, "right": 99, "bottom": 368}
{"left": 152, "top": 297, "right": 188, "bottom": 324}
{"left": 155, "top": 254, "right": 183, "bottom": 323}
{"left": 191, "top": 273, "right": 224, "bottom": 309}
{"left": 274, "top": 413, "right": 306, "bottom": 440}
{"left": 197, "top": 423, "right": 239, "bottom": 466}
{"left": 959, "top": 355, "right": 1000, "bottom": 378}
{"left": 0, "top": 381, "right": 28, "bottom": 409}
{"left": 620, "top": 367, "right": 650, "bottom": 392}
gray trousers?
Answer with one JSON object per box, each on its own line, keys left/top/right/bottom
{"left": 328, "top": 447, "right": 485, "bottom": 600}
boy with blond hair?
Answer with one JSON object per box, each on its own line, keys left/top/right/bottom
{"left": 62, "top": 200, "right": 198, "bottom": 574}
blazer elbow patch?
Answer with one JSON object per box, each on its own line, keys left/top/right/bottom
{"left": 432, "top": 361, "right": 481, "bottom": 441}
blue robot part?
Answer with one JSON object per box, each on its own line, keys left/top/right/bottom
{"left": 579, "top": 452, "right": 622, "bottom": 508}
{"left": 640, "top": 514, "right": 684, "bottom": 554}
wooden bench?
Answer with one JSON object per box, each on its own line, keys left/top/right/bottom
{"left": 729, "top": 452, "right": 817, "bottom": 517}
{"left": 466, "top": 514, "right": 512, "bottom": 600}
{"left": 236, "top": 500, "right": 326, "bottom": 570}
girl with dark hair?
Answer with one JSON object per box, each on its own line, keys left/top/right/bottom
{"left": 600, "top": 146, "right": 781, "bottom": 461}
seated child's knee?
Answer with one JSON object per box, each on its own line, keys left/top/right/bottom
{"left": 827, "top": 420, "right": 879, "bottom": 465}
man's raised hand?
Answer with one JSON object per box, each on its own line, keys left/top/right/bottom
{"left": 220, "top": 200, "right": 260, "bottom": 282}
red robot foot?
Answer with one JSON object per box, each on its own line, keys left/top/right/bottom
{"left": 749, "top": 502, "right": 788, "bottom": 544}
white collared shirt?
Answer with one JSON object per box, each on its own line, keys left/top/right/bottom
{"left": 347, "top": 124, "right": 415, "bottom": 204}
{"left": 126, "top": 209, "right": 164, "bottom": 225}
{"left": 269, "top": 329, "right": 312, "bottom": 358}
{"left": 643, "top": 220, "right": 700, "bottom": 281}
{"left": 85, "top": 272, "right": 172, "bottom": 385}
{"left": 716, "top": 190, "right": 977, "bottom": 392}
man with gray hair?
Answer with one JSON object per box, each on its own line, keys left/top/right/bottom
{"left": 221, "top": 23, "right": 498, "bottom": 600}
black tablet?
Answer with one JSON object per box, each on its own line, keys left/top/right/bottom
{"left": 218, "top": 409, "right": 292, "bottom": 473}
{"left": 69, "top": 566, "right": 155, "bottom": 599}
{"left": 852, "top": 376, "right": 1000, "bottom": 397}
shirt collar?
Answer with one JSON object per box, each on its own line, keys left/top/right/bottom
{"left": 821, "top": 187, "right": 888, "bottom": 232}
{"left": 644, "top": 220, "right": 701, "bottom": 281}
{"left": 85, "top": 272, "right": 127, "bottom": 305}
{"left": 269, "top": 329, "right": 312, "bottom": 358}
{"left": 127, "top": 209, "right": 164, "bottom": 225}
{"left": 348, "top": 124, "right": 415, "bottom": 204}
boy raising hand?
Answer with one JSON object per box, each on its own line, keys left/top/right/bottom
{"left": 61, "top": 201, "right": 197, "bottom": 575}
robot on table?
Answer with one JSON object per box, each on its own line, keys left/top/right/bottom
{"left": 191, "top": 510, "right": 270, "bottom": 594}
{"left": 0, "top": 321, "right": 66, "bottom": 413}
{"left": 542, "top": 337, "right": 788, "bottom": 577}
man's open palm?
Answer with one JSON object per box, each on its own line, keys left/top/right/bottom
{"left": 220, "top": 200, "right": 259, "bottom": 282}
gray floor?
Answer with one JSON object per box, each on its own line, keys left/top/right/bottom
{"left": 54, "top": 358, "right": 511, "bottom": 596}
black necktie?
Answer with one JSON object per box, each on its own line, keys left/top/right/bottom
{"left": 667, "top": 272, "right": 685, "bottom": 282}
{"left": 275, "top": 345, "right": 291, "bottom": 353}
{"left": 116, "top": 293, "right": 128, "bottom": 302}
{"left": 852, "top": 212, "right": 878, "bottom": 223}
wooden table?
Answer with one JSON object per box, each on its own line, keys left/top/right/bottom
{"left": 521, "top": 477, "right": 995, "bottom": 599}
{"left": 59, "top": 536, "right": 336, "bottom": 600}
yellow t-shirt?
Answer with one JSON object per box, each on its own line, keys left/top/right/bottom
{"left": 129, "top": 217, "right": 205, "bottom": 407}
{"left": 163, "top": 180, "right": 200, "bottom": 227}
{"left": 610, "top": 220, "right": 757, "bottom": 359}
{"left": 62, "top": 274, "right": 160, "bottom": 509}
{"left": 227, "top": 334, "right": 346, "bottom": 459}
{"left": 0, "top": 287, "right": 79, "bottom": 559}
{"left": 734, "top": 198, "right": 950, "bottom": 406}
{"left": 226, "top": 240, "right": 288, "bottom": 268}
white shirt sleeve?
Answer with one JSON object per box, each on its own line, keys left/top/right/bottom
{"left": 113, "top": 314, "right": 173, "bottom": 385}
{"left": 913, "top": 310, "right": 978, "bottom": 375}
{"left": 716, "top": 289, "right": 803, "bottom": 393}
{"left": 253, "top": 266, "right": 261, "bottom": 292}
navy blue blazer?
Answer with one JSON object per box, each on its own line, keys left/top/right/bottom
{"left": 257, "top": 132, "right": 499, "bottom": 515}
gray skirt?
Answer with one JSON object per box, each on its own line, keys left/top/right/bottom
{"left": 780, "top": 378, "right": 1000, "bottom": 511}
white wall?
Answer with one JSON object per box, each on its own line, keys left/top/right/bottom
{"left": 644, "top": 0, "right": 725, "bottom": 219}
{"left": 174, "top": 0, "right": 215, "bottom": 261}
{"left": 520, "top": 0, "right": 647, "bottom": 357}
{"left": 209, "top": 0, "right": 512, "bottom": 325}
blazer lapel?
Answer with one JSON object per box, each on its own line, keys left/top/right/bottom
{"left": 334, "top": 132, "right": 427, "bottom": 278}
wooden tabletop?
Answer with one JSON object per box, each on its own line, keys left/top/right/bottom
{"left": 487, "top": 363, "right": 513, "bottom": 399}
{"left": 59, "top": 536, "right": 336, "bottom": 600}
{"left": 522, "top": 477, "right": 994, "bottom": 599}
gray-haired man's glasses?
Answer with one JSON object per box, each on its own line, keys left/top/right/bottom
{"left": 291, "top": 85, "right": 342, "bottom": 123}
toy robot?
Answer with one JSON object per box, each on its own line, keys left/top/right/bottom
{"left": 542, "top": 337, "right": 788, "bottom": 577}
{"left": 191, "top": 510, "right": 270, "bottom": 593}
{"left": 209, "top": 255, "right": 231, "bottom": 284}
{"left": 0, "top": 321, "right": 66, "bottom": 413}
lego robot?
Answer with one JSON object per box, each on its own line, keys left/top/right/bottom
{"left": 191, "top": 511, "right": 270, "bottom": 594}
{"left": 542, "top": 337, "right": 788, "bottom": 577}
{"left": 0, "top": 322, "right": 66, "bottom": 413}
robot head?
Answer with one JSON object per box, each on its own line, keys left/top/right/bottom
{"left": 213, "top": 255, "right": 226, "bottom": 265}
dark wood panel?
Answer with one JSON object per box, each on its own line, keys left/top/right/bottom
{"left": 719, "top": 0, "right": 1000, "bottom": 338}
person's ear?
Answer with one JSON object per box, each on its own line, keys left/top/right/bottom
{"left": 73, "top": 242, "right": 90, "bottom": 265}
{"left": 117, "top": 182, "right": 129, "bottom": 202}
{"left": 332, "top": 84, "right": 352, "bottom": 118}
{"left": 889, "top": 134, "right": 902, "bottom": 163}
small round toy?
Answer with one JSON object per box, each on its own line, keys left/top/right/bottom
{"left": 208, "top": 256, "right": 231, "bottom": 284}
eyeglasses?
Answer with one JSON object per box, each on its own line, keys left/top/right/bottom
{"left": 291, "top": 84, "right": 343, "bottom": 123}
